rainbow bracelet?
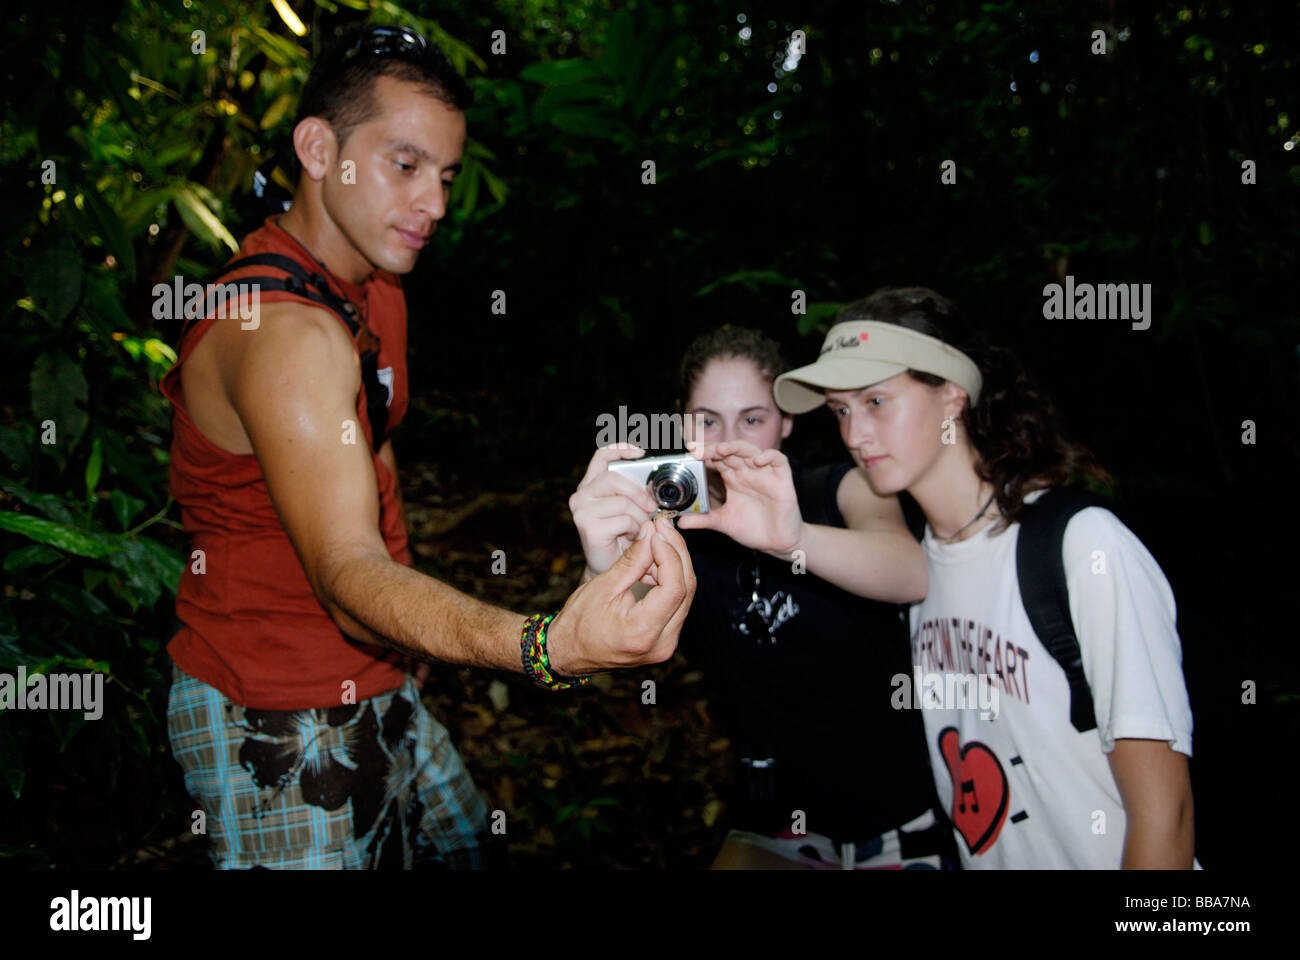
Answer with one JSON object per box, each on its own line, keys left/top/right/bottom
{"left": 520, "top": 612, "right": 590, "bottom": 691}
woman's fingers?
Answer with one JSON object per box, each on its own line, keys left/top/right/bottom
{"left": 574, "top": 470, "right": 658, "bottom": 516}
{"left": 579, "top": 442, "right": 646, "bottom": 487}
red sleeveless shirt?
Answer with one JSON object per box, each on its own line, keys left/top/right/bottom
{"left": 160, "top": 215, "right": 410, "bottom": 709}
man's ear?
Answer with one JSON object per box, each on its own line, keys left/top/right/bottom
{"left": 292, "top": 116, "right": 338, "bottom": 182}
{"left": 779, "top": 412, "right": 794, "bottom": 440}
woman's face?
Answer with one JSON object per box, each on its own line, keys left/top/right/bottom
{"left": 823, "top": 373, "right": 964, "bottom": 496}
{"left": 684, "top": 356, "right": 792, "bottom": 450}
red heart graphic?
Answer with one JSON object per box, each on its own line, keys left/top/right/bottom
{"left": 938, "top": 727, "right": 1009, "bottom": 856}
{"left": 859, "top": 331, "right": 869, "bottom": 340}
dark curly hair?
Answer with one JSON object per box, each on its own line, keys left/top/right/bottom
{"left": 676, "top": 325, "right": 790, "bottom": 408}
{"left": 834, "top": 287, "right": 1113, "bottom": 529}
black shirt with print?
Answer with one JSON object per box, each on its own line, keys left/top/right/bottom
{"left": 679, "top": 457, "right": 938, "bottom": 843}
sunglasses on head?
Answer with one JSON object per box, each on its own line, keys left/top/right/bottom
{"left": 341, "top": 24, "right": 431, "bottom": 64}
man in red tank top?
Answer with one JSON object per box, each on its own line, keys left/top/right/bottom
{"left": 162, "top": 23, "right": 695, "bottom": 870}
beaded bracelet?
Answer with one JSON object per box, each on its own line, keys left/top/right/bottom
{"left": 520, "top": 612, "right": 590, "bottom": 691}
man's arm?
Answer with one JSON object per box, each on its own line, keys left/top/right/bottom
{"left": 377, "top": 438, "right": 410, "bottom": 539}
{"left": 1108, "top": 738, "right": 1196, "bottom": 868}
{"left": 224, "top": 301, "right": 695, "bottom": 675}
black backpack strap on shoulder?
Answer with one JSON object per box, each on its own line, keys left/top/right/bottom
{"left": 179, "top": 254, "right": 361, "bottom": 341}
{"left": 1016, "top": 486, "right": 1114, "bottom": 734}
{"left": 176, "top": 254, "right": 388, "bottom": 453}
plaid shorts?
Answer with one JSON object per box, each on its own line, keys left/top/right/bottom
{"left": 166, "top": 661, "right": 491, "bottom": 869}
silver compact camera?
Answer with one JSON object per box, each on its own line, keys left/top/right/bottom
{"left": 608, "top": 453, "right": 710, "bottom": 516}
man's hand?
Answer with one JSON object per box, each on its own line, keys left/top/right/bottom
{"left": 544, "top": 515, "right": 696, "bottom": 677}
{"left": 676, "top": 440, "right": 803, "bottom": 558}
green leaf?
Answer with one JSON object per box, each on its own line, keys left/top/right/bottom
{"left": 142, "top": 338, "right": 178, "bottom": 367}
{"left": 260, "top": 91, "right": 296, "bottom": 131}
{"left": 693, "top": 269, "right": 802, "bottom": 299}
{"left": 109, "top": 489, "right": 146, "bottom": 530}
{"left": 135, "top": 536, "right": 184, "bottom": 594}
{"left": 536, "top": 82, "right": 613, "bottom": 109}
{"left": 106, "top": 537, "right": 183, "bottom": 610}
{"left": 631, "top": 36, "right": 688, "bottom": 120}
{"left": 172, "top": 183, "right": 239, "bottom": 253}
{"left": 49, "top": 709, "right": 88, "bottom": 753}
{"left": 30, "top": 350, "right": 90, "bottom": 455}
{"left": 84, "top": 435, "right": 103, "bottom": 502}
{"left": 97, "top": 430, "right": 158, "bottom": 499}
{"left": 3, "top": 544, "right": 63, "bottom": 573}
{"left": 0, "top": 513, "right": 116, "bottom": 559}
{"left": 798, "top": 300, "right": 848, "bottom": 336}
{"left": 518, "top": 59, "right": 605, "bottom": 86}
{"left": 0, "top": 425, "right": 31, "bottom": 474}
{"left": 81, "top": 191, "right": 137, "bottom": 281}
{"left": 27, "top": 232, "right": 84, "bottom": 322}
{"left": 0, "top": 634, "right": 23, "bottom": 670}
{"left": 0, "top": 481, "right": 77, "bottom": 525}
{"left": 480, "top": 167, "right": 508, "bottom": 206}
{"left": 548, "top": 107, "right": 624, "bottom": 139}
{"left": 46, "top": 582, "right": 115, "bottom": 625}
{"left": 248, "top": 27, "right": 305, "bottom": 68}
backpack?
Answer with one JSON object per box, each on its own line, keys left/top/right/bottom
{"left": 178, "top": 252, "right": 391, "bottom": 453}
{"left": 899, "top": 485, "right": 1119, "bottom": 734}
{"left": 1015, "top": 485, "right": 1120, "bottom": 734}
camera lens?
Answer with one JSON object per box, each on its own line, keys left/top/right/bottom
{"left": 647, "top": 463, "right": 697, "bottom": 511}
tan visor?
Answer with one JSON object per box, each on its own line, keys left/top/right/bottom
{"left": 773, "top": 320, "right": 982, "bottom": 413}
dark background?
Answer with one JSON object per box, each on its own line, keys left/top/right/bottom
{"left": 0, "top": 0, "right": 1295, "bottom": 868}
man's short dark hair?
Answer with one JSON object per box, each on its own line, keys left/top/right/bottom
{"left": 292, "top": 22, "right": 473, "bottom": 157}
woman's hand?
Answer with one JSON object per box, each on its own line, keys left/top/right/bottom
{"left": 676, "top": 440, "right": 804, "bottom": 558}
{"left": 569, "top": 443, "right": 659, "bottom": 579}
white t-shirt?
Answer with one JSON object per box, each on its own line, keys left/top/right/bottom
{"left": 907, "top": 489, "right": 1194, "bottom": 869}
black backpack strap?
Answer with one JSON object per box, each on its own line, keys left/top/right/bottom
{"left": 176, "top": 254, "right": 389, "bottom": 452}
{"left": 1016, "top": 486, "right": 1114, "bottom": 734}
{"left": 179, "top": 254, "right": 361, "bottom": 341}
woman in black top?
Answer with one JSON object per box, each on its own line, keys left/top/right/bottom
{"left": 570, "top": 327, "right": 954, "bottom": 868}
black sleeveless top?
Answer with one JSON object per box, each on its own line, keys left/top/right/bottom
{"left": 679, "top": 457, "right": 938, "bottom": 841}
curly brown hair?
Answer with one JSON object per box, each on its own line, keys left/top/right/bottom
{"left": 676, "top": 325, "right": 791, "bottom": 408}
{"left": 834, "top": 287, "right": 1113, "bottom": 528}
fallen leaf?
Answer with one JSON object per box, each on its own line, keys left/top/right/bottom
{"left": 487, "top": 679, "right": 510, "bottom": 713}
{"left": 702, "top": 799, "right": 722, "bottom": 827}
